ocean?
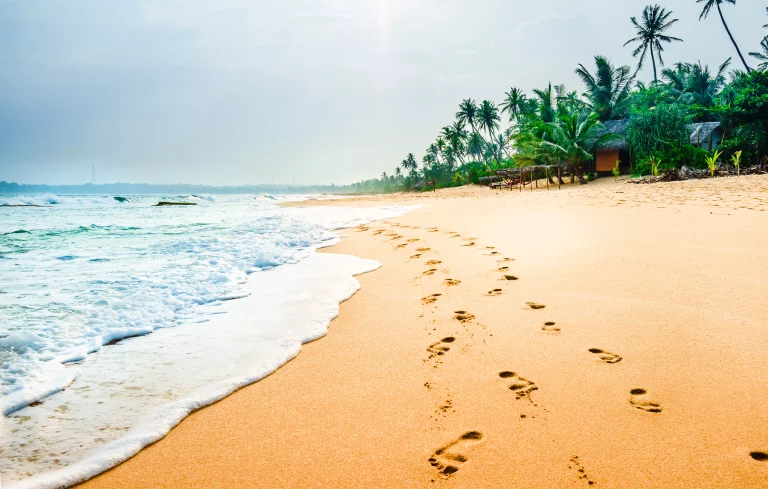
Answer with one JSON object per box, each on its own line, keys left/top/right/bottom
{"left": 0, "top": 194, "right": 411, "bottom": 488}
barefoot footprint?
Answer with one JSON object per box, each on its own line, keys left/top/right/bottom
{"left": 423, "top": 269, "right": 438, "bottom": 276}
{"left": 499, "top": 371, "right": 539, "bottom": 399}
{"left": 428, "top": 431, "right": 483, "bottom": 476}
{"left": 588, "top": 348, "right": 622, "bottom": 364}
{"left": 542, "top": 322, "right": 561, "bottom": 332}
{"left": 629, "top": 388, "right": 662, "bottom": 413}
{"left": 425, "top": 260, "right": 442, "bottom": 266}
{"left": 750, "top": 452, "right": 768, "bottom": 462}
{"left": 444, "top": 279, "right": 461, "bottom": 287}
{"left": 501, "top": 275, "right": 519, "bottom": 281}
{"left": 453, "top": 311, "right": 475, "bottom": 322}
{"left": 416, "top": 248, "right": 431, "bottom": 253}
{"left": 421, "top": 294, "right": 442, "bottom": 305}
{"left": 427, "top": 337, "right": 456, "bottom": 359}
{"left": 527, "top": 302, "right": 546, "bottom": 310}
{"left": 411, "top": 254, "right": 422, "bottom": 259}
{"left": 487, "top": 289, "right": 503, "bottom": 296}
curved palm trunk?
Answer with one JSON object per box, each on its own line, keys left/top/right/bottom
{"left": 470, "top": 123, "right": 493, "bottom": 172}
{"left": 718, "top": 4, "right": 752, "bottom": 73}
{"left": 650, "top": 48, "right": 658, "bottom": 84}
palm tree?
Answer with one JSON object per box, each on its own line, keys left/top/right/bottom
{"left": 696, "top": 0, "right": 751, "bottom": 72}
{"left": 401, "top": 153, "right": 418, "bottom": 177}
{"left": 750, "top": 38, "right": 768, "bottom": 71}
{"left": 478, "top": 100, "right": 501, "bottom": 148}
{"left": 576, "top": 56, "right": 634, "bottom": 121}
{"left": 532, "top": 83, "right": 558, "bottom": 123}
{"left": 624, "top": 5, "right": 683, "bottom": 84}
{"left": 457, "top": 99, "right": 493, "bottom": 170}
{"left": 662, "top": 59, "right": 731, "bottom": 106}
{"left": 750, "top": 8, "right": 768, "bottom": 70}
{"left": 534, "top": 110, "right": 620, "bottom": 184}
{"left": 500, "top": 87, "right": 528, "bottom": 125}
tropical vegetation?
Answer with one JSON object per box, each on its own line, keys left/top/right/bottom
{"left": 350, "top": 1, "right": 768, "bottom": 193}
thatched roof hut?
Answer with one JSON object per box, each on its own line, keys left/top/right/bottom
{"left": 689, "top": 122, "right": 723, "bottom": 151}
{"left": 593, "top": 119, "right": 630, "bottom": 172}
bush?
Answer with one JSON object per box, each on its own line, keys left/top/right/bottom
{"left": 631, "top": 144, "right": 708, "bottom": 176}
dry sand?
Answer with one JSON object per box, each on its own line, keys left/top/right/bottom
{"left": 78, "top": 176, "right": 768, "bottom": 488}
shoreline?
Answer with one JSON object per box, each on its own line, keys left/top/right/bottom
{"left": 64, "top": 176, "right": 768, "bottom": 488}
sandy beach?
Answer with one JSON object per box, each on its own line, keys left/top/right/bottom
{"left": 76, "top": 177, "right": 768, "bottom": 488}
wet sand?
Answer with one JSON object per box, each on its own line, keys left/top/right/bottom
{"left": 77, "top": 176, "right": 768, "bottom": 488}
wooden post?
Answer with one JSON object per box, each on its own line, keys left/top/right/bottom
{"left": 546, "top": 166, "right": 549, "bottom": 190}
{"left": 558, "top": 166, "right": 561, "bottom": 189}
{"left": 519, "top": 169, "right": 522, "bottom": 192}
{"left": 530, "top": 168, "right": 533, "bottom": 192}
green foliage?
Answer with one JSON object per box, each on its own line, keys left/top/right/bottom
{"left": 612, "top": 161, "right": 621, "bottom": 181}
{"left": 626, "top": 103, "right": 690, "bottom": 163}
{"left": 731, "top": 150, "right": 743, "bottom": 175}
{"left": 575, "top": 56, "right": 634, "bottom": 121}
{"left": 705, "top": 150, "right": 724, "bottom": 177}
{"left": 624, "top": 5, "right": 683, "bottom": 83}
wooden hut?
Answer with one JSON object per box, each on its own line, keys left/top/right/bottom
{"left": 593, "top": 119, "right": 631, "bottom": 174}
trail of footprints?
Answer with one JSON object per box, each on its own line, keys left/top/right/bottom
{"left": 366, "top": 221, "right": 675, "bottom": 481}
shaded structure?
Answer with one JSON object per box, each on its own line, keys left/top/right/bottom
{"left": 593, "top": 119, "right": 631, "bottom": 174}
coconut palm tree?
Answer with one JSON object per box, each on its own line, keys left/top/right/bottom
{"left": 696, "top": 0, "right": 751, "bottom": 72}
{"left": 401, "top": 153, "right": 418, "bottom": 177}
{"left": 532, "top": 83, "right": 558, "bottom": 123}
{"left": 624, "top": 5, "right": 683, "bottom": 84}
{"left": 526, "top": 109, "right": 620, "bottom": 184}
{"left": 478, "top": 100, "right": 501, "bottom": 148}
{"left": 500, "top": 87, "right": 528, "bottom": 125}
{"left": 457, "top": 99, "right": 494, "bottom": 170}
{"left": 576, "top": 55, "right": 635, "bottom": 121}
{"left": 662, "top": 59, "right": 731, "bottom": 106}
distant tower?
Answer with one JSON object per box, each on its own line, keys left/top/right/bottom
{"left": 92, "top": 165, "right": 96, "bottom": 185}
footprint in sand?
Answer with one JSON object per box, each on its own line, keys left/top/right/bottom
{"left": 497, "top": 257, "right": 515, "bottom": 263}
{"left": 496, "top": 266, "right": 510, "bottom": 272}
{"left": 427, "top": 337, "right": 456, "bottom": 359}
{"left": 461, "top": 242, "right": 477, "bottom": 247}
{"left": 407, "top": 238, "right": 421, "bottom": 243}
{"left": 372, "top": 230, "right": 385, "bottom": 236}
{"left": 499, "top": 371, "right": 539, "bottom": 399}
{"left": 416, "top": 248, "right": 431, "bottom": 253}
{"left": 444, "top": 279, "right": 461, "bottom": 287}
{"left": 629, "top": 388, "right": 662, "bottom": 413}
{"left": 485, "top": 246, "right": 496, "bottom": 250}
{"left": 422, "top": 293, "right": 442, "bottom": 305}
{"left": 411, "top": 254, "right": 423, "bottom": 259}
{"left": 453, "top": 311, "right": 475, "bottom": 322}
{"left": 396, "top": 244, "right": 408, "bottom": 249}
{"left": 542, "top": 322, "right": 561, "bottom": 333}
{"left": 487, "top": 289, "right": 503, "bottom": 296}
{"left": 501, "top": 275, "right": 519, "bottom": 281}
{"left": 588, "top": 348, "right": 622, "bottom": 364}
{"left": 486, "top": 251, "right": 500, "bottom": 256}
{"left": 425, "top": 260, "right": 442, "bottom": 266}
{"left": 526, "top": 302, "right": 546, "bottom": 310}
{"left": 423, "top": 269, "right": 438, "bottom": 276}
{"left": 750, "top": 452, "right": 768, "bottom": 462}
{"left": 428, "top": 431, "right": 483, "bottom": 477}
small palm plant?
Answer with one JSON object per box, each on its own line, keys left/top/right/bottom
{"left": 731, "top": 150, "right": 742, "bottom": 176}
{"left": 649, "top": 156, "right": 661, "bottom": 176}
{"left": 612, "top": 161, "right": 621, "bottom": 182}
{"left": 705, "top": 150, "right": 724, "bottom": 178}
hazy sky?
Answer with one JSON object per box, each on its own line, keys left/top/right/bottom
{"left": 0, "top": 0, "right": 764, "bottom": 185}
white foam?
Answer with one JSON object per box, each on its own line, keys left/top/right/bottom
{"left": 0, "top": 195, "right": 415, "bottom": 488}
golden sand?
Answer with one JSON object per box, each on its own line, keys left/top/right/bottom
{"left": 77, "top": 176, "right": 768, "bottom": 488}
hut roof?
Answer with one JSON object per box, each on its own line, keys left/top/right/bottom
{"left": 688, "top": 122, "right": 721, "bottom": 145}
{"left": 594, "top": 119, "right": 629, "bottom": 151}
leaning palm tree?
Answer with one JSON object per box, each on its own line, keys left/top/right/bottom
{"left": 477, "top": 100, "right": 501, "bottom": 149}
{"left": 624, "top": 5, "right": 683, "bottom": 84}
{"left": 576, "top": 55, "right": 635, "bottom": 121}
{"left": 457, "top": 99, "right": 493, "bottom": 170}
{"left": 696, "top": 0, "right": 751, "bottom": 72}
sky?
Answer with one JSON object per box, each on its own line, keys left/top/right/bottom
{"left": 0, "top": 0, "right": 764, "bottom": 186}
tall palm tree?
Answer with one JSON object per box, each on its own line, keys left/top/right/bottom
{"left": 576, "top": 56, "right": 634, "bottom": 121}
{"left": 477, "top": 100, "right": 501, "bottom": 149}
{"left": 500, "top": 87, "right": 528, "bottom": 125}
{"left": 624, "top": 5, "right": 683, "bottom": 84}
{"left": 457, "top": 99, "right": 493, "bottom": 170}
{"left": 696, "top": 0, "right": 751, "bottom": 72}
{"left": 662, "top": 59, "right": 731, "bottom": 106}
{"left": 532, "top": 83, "right": 558, "bottom": 123}
{"left": 401, "top": 153, "right": 418, "bottom": 177}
